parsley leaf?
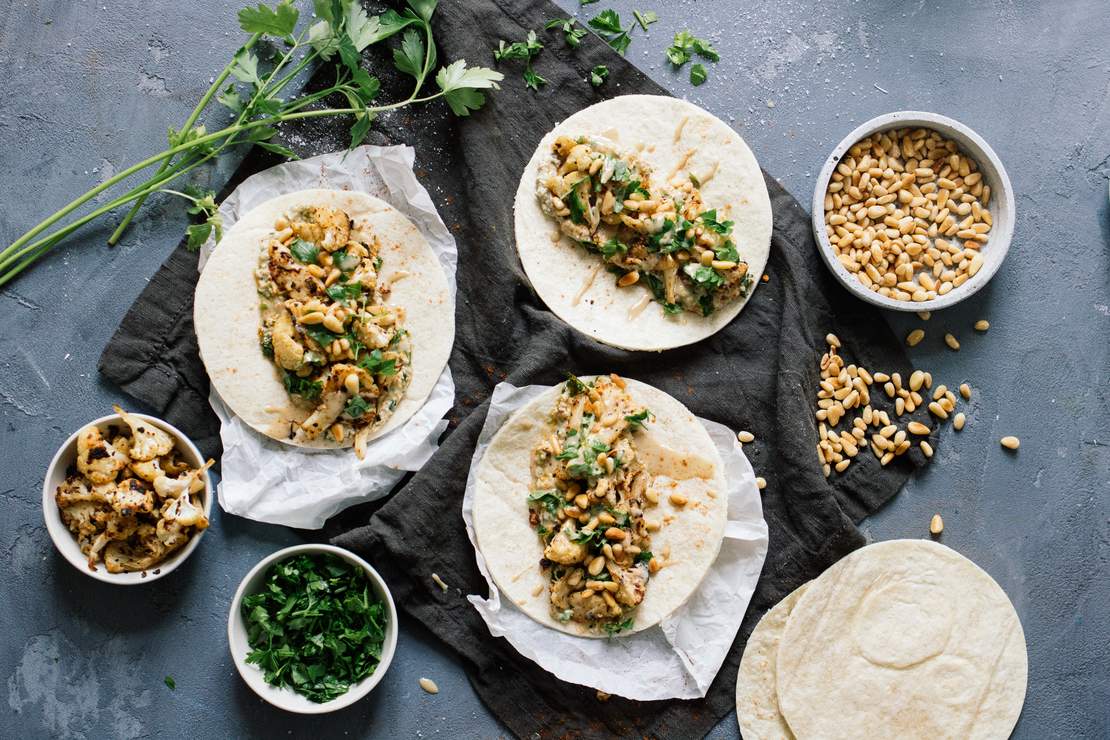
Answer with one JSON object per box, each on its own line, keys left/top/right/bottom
{"left": 698, "top": 209, "right": 734, "bottom": 234}
{"left": 494, "top": 31, "right": 546, "bottom": 91}
{"left": 589, "top": 65, "right": 609, "bottom": 87}
{"left": 435, "top": 61, "right": 504, "bottom": 116}
{"left": 527, "top": 490, "right": 564, "bottom": 519}
{"left": 163, "top": 675, "right": 176, "bottom": 690}
{"left": 523, "top": 65, "right": 547, "bottom": 91}
{"left": 326, "top": 282, "right": 362, "bottom": 304}
{"left": 715, "top": 240, "right": 740, "bottom": 262}
{"left": 633, "top": 10, "right": 658, "bottom": 31}
{"left": 667, "top": 30, "right": 719, "bottom": 69}
{"left": 238, "top": 1, "right": 299, "bottom": 38}
{"left": 289, "top": 238, "right": 319, "bottom": 264}
{"left": 282, "top": 371, "right": 322, "bottom": 400}
{"left": 634, "top": 550, "right": 653, "bottom": 564}
{"left": 690, "top": 63, "right": 708, "bottom": 86}
{"left": 599, "top": 237, "right": 626, "bottom": 257}
{"left": 684, "top": 262, "right": 725, "bottom": 289}
{"left": 344, "top": 395, "right": 372, "bottom": 419}
{"left": 544, "top": 18, "right": 587, "bottom": 48}
{"left": 357, "top": 349, "right": 397, "bottom": 377}
{"left": 602, "top": 617, "right": 634, "bottom": 636}
{"left": 564, "top": 373, "right": 590, "bottom": 396}
{"left": 392, "top": 28, "right": 426, "bottom": 79}
{"left": 625, "top": 409, "right": 652, "bottom": 431}
{"left": 588, "top": 10, "right": 632, "bottom": 55}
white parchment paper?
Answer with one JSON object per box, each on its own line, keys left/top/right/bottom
{"left": 462, "top": 382, "right": 769, "bottom": 701}
{"left": 197, "top": 146, "right": 456, "bottom": 529}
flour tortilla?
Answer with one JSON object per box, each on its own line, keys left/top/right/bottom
{"left": 194, "top": 189, "right": 453, "bottom": 449}
{"left": 776, "top": 540, "right": 1027, "bottom": 740}
{"left": 472, "top": 377, "right": 729, "bottom": 637}
{"left": 735, "top": 582, "right": 809, "bottom": 740}
{"left": 513, "top": 95, "right": 773, "bottom": 351}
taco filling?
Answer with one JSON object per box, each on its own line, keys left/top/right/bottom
{"left": 535, "top": 135, "right": 753, "bottom": 317}
{"left": 527, "top": 374, "right": 659, "bottom": 635}
{"left": 254, "top": 204, "right": 412, "bottom": 456}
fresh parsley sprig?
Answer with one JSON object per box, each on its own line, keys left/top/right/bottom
{"left": 0, "top": 0, "right": 502, "bottom": 287}
{"left": 493, "top": 30, "right": 547, "bottom": 90}
{"left": 666, "top": 29, "right": 719, "bottom": 85}
{"left": 544, "top": 18, "right": 587, "bottom": 48}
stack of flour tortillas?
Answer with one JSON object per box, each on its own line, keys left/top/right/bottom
{"left": 736, "top": 540, "right": 1028, "bottom": 739}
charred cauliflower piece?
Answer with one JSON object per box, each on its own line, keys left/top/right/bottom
{"left": 129, "top": 457, "right": 164, "bottom": 483}
{"left": 60, "top": 501, "right": 106, "bottom": 538}
{"left": 543, "top": 522, "right": 588, "bottom": 566}
{"left": 113, "top": 406, "right": 174, "bottom": 461}
{"left": 161, "top": 492, "right": 209, "bottom": 530}
{"left": 609, "top": 562, "right": 649, "bottom": 607}
{"left": 110, "top": 478, "right": 155, "bottom": 516}
{"left": 271, "top": 308, "right": 305, "bottom": 370}
{"left": 268, "top": 239, "right": 324, "bottom": 301}
{"left": 76, "top": 425, "right": 129, "bottom": 484}
{"left": 153, "top": 459, "right": 213, "bottom": 500}
{"left": 292, "top": 205, "right": 350, "bottom": 251}
{"left": 295, "top": 368, "right": 350, "bottom": 442}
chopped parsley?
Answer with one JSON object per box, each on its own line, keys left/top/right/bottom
{"left": 566, "top": 187, "right": 587, "bottom": 224}
{"left": 633, "top": 10, "right": 658, "bottom": 31}
{"left": 242, "top": 553, "right": 387, "bottom": 704}
{"left": 282, "top": 371, "right": 322, "bottom": 400}
{"left": 260, "top": 330, "right": 274, "bottom": 358}
{"left": 624, "top": 409, "right": 652, "bottom": 431}
{"left": 357, "top": 349, "right": 397, "bottom": 377}
{"left": 634, "top": 550, "right": 653, "bottom": 564}
{"left": 544, "top": 18, "right": 587, "bottom": 47}
{"left": 684, "top": 263, "right": 726, "bottom": 290}
{"left": 564, "top": 373, "right": 591, "bottom": 396}
{"left": 690, "top": 63, "right": 708, "bottom": 86}
{"left": 570, "top": 526, "right": 606, "bottom": 548}
{"left": 666, "top": 30, "right": 719, "bottom": 66}
{"left": 326, "top": 282, "right": 362, "bottom": 304}
{"left": 289, "top": 238, "right": 319, "bottom": 264}
{"left": 527, "top": 490, "right": 564, "bottom": 519}
{"left": 715, "top": 240, "right": 740, "bottom": 262}
{"left": 599, "top": 237, "right": 627, "bottom": 257}
{"left": 602, "top": 617, "right": 634, "bottom": 636}
{"left": 163, "top": 675, "right": 176, "bottom": 690}
{"left": 494, "top": 31, "right": 546, "bottom": 91}
{"left": 344, "top": 395, "right": 371, "bottom": 419}
{"left": 588, "top": 10, "right": 632, "bottom": 55}
{"left": 589, "top": 64, "right": 609, "bottom": 87}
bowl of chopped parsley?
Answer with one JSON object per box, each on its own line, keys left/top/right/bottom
{"left": 227, "top": 544, "right": 397, "bottom": 713}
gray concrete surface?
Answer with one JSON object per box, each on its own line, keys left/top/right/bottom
{"left": 2, "top": 0, "right": 1108, "bottom": 737}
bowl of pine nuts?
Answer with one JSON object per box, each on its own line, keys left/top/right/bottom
{"left": 813, "top": 111, "right": 1014, "bottom": 311}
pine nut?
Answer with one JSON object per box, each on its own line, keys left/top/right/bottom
{"left": 953, "top": 412, "right": 966, "bottom": 431}
{"left": 617, "top": 271, "right": 640, "bottom": 287}
{"left": 419, "top": 677, "right": 440, "bottom": 694}
{"left": 928, "top": 401, "right": 948, "bottom": 419}
{"left": 907, "top": 421, "right": 930, "bottom": 435}
{"left": 929, "top": 513, "right": 944, "bottom": 535}
{"left": 300, "top": 311, "right": 326, "bottom": 325}
{"left": 933, "top": 384, "right": 948, "bottom": 401}
{"left": 826, "top": 333, "right": 841, "bottom": 348}
{"left": 920, "top": 440, "right": 933, "bottom": 458}
{"left": 668, "top": 492, "right": 688, "bottom": 507}
{"left": 906, "top": 329, "right": 925, "bottom": 347}
{"left": 756, "top": 477, "right": 767, "bottom": 490}
{"left": 974, "top": 319, "right": 990, "bottom": 331}
{"left": 1000, "top": 436, "right": 1020, "bottom": 450}
{"left": 588, "top": 556, "right": 606, "bottom": 576}
{"left": 344, "top": 372, "right": 360, "bottom": 395}
{"left": 909, "top": 370, "right": 924, "bottom": 391}
{"left": 917, "top": 311, "right": 931, "bottom": 320}
{"left": 944, "top": 333, "right": 961, "bottom": 350}
{"left": 737, "top": 430, "right": 755, "bottom": 443}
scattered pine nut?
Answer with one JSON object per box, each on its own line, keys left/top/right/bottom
{"left": 431, "top": 572, "right": 449, "bottom": 592}
{"left": 756, "top": 477, "right": 767, "bottom": 490}
{"left": 974, "top": 319, "right": 990, "bottom": 331}
{"left": 944, "top": 333, "right": 961, "bottom": 350}
{"left": 917, "top": 311, "right": 931, "bottom": 321}
{"left": 419, "top": 677, "right": 440, "bottom": 694}
{"left": 929, "top": 513, "right": 944, "bottom": 535}
{"left": 826, "top": 333, "right": 841, "bottom": 348}
{"left": 953, "top": 412, "right": 966, "bottom": 431}
{"left": 597, "top": 690, "right": 611, "bottom": 702}
{"left": 907, "top": 421, "right": 930, "bottom": 435}
{"left": 928, "top": 401, "right": 949, "bottom": 419}
{"left": 737, "top": 430, "right": 755, "bottom": 443}
{"left": 906, "top": 329, "right": 925, "bottom": 347}
{"left": 1001, "top": 436, "right": 1020, "bottom": 450}
{"left": 920, "top": 441, "right": 934, "bottom": 458}
{"left": 959, "top": 383, "right": 971, "bottom": 400}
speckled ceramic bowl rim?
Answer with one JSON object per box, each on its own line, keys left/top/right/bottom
{"left": 41, "top": 412, "right": 213, "bottom": 585}
{"left": 811, "top": 111, "right": 1015, "bottom": 311}
{"left": 226, "top": 543, "right": 399, "bottom": 714}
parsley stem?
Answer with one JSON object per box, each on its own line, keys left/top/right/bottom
{"left": 107, "top": 33, "right": 264, "bottom": 247}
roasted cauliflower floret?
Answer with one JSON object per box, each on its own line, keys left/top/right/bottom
{"left": 59, "top": 501, "right": 106, "bottom": 538}
{"left": 161, "top": 492, "right": 209, "bottom": 530}
{"left": 271, "top": 309, "right": 304, "bottom": 370}
{"left": 543, "top": 522, "right": 588, "bottom": 566}
{"left": 610, "top": 562, "right": 649, "bottom": 607}
{"left": 268, "top": 239, "right": 324, "bottom": 301}
{"left": 291, "top": 205, "right": 350, "bottom": 251}
{"left": 110, "top": 478, "right": 154, "bottom": 516}
{"left": 129, "top": 457, "right": 164, "bottom": 483}
{"left": 152, "top": 459, "right": 212, "bottom": 500}
{"left": 76, "top": 425, "right": 129, "bottom": 484}
{"left": 294, "top": 368, "right": 350, "bottom": 442}
{"left": 113, "top": 406, "right": 174, "bottom": 461}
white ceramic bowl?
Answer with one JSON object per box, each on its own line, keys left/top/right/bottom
{"left": 42, "top": 412, "right": 213, "bottom": 584}
{"left": 227, "top": 544, "right": 399, "bottom": 714}
{"left": 812, "top": 111, "right": 1015, "bottom": 311}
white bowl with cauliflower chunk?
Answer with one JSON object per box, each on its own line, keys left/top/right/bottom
{"left": 42, "top": 407, "right": 214, "bottom": 584}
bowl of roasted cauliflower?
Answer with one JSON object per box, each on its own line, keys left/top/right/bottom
{"left": 42, "top": 406, "right": 214, "bottom": 584}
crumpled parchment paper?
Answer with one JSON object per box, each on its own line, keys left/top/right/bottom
{"left": 197, "top": 146, "right": 456, "bottom": 529}
{"left": 462, "top": 382, "right": 769, "bottom": 701}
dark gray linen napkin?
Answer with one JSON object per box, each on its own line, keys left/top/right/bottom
{"left": 101, "top": 1, "right": 932, "bottom": 736}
